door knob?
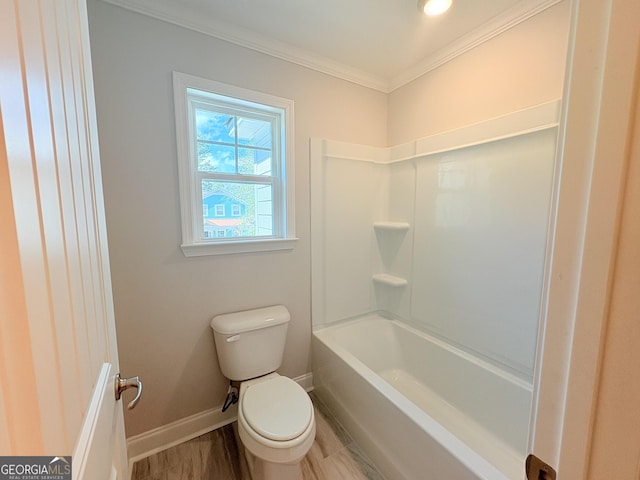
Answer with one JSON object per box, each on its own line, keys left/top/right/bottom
{"left": 115, "top": 373, "right": 143, "bottom": 410}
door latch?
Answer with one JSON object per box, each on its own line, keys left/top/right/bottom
{"left": 526, "top": 454, "right": 557, "bottom": 480}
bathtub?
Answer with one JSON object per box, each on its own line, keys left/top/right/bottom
{"left": 312, "top": 312, "right": 532, "bottom": 480}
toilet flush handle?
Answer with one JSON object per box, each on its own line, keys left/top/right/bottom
{"left": 226, "top": 334, "right": 241, "bottom": 343}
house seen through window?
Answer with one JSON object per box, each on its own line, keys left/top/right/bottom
{"left": 173, "top": 72, "right": 296, "bottom": 256}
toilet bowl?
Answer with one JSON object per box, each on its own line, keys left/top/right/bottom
{"left": 210, "top": 306, "right": 316, "bottom": 480}
{"left": 237, "top": 373, "right": 316, "bottom": 479}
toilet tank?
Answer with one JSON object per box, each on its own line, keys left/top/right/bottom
{"left": 210, "top": 305, "right": 290, "bottom": 381}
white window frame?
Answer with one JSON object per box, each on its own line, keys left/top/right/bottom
{"left": 173, "top": 72, "right": 297, "bottom": 256}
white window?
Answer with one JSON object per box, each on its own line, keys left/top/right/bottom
{"left": 173, "top": 72, "right": 296, "bottom": 256}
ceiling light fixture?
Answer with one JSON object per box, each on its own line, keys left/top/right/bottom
{"left": 418, "top": 0, "right": 452, "bottom": 16}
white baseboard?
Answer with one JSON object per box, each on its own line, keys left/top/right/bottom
{"left": 295, "top": 372, "right": 314, "bottom": 392}
{"left": 126, "top": 372, "right": 314, "bottom": 471}
{"left": 127, "top": 403, "right": 238, "bottom": 469}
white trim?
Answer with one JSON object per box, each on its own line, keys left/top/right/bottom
{"left": 99, "top": 0, "right": 562, "bottom": 93}
{"left": 319, "top": 100, "right": 561, "bottom": 165}
{"left": 126, "top": 373, "right": 314, "bottom": 467}
{"left": 127, "top": 404, "right": 238, "bottom": 468}
{"left": 100, "top": 0, "right": 387, "bottom": 92}
{"left": 296, "top": 372, "right": 315, "bottom": 393}
{"left": 529, "top": 0, "right": 640, "bottom": 476}
{"left": 181, "top": 237, "right": 298, "bottom": 257}
{"left": 309, "top": 138, "right": 326, "bottom": 331}
{"left": 173, "top": 71, "right": 296, "bottom": 257}
{"left": 410, "top": 100, "right": 560, "bottom": 161}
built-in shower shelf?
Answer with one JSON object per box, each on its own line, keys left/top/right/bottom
{"left": 372, "top": 274, "right": 408, "bottom": 287}
{"left": 373, "top": 222, "right": 410, "bottom": 231}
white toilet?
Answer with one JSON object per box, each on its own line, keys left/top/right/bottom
{"left": 211, "top": 305, "right": 316, "bottom": 480}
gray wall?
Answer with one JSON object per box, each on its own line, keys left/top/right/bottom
{"left": 87, "top": 0, "right": 570, "bottom": 439}
{"left": 87, "top": 0, "right": 387, "bottom": 438}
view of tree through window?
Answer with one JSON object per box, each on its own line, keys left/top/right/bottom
{"left": 195, "top": 107, "right": 275, "bottom": 239}
{"left": 174, "top": 72, "right": 294, "bottom": 255}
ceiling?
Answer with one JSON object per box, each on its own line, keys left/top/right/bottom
{"left": 100, "top": 0, "right": 560, "bottom": 92}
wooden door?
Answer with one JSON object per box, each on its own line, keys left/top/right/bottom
{"left": 0, "top": 0, "right": 132, "bottom": 478}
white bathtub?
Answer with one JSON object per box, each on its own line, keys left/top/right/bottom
{"left": 312, "top": 312, "right": 532, "bottom": 480}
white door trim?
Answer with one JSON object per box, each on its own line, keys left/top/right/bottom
{"left": 530, "top": 0, "right": 640, "bottom": 476}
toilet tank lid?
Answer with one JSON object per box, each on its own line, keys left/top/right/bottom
{"left": 210, "top": 305, "right": 290, "bottom": 335}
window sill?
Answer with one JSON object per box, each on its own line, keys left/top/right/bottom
{"left": 181, "top": 238, "right": 298, "bottom": 257}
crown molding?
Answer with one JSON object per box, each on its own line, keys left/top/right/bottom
{"left": 98, "top": 0, "right": 564, "bottom": 94}
{"left": 98, "top": 0, "right": 390, "bottom": 92}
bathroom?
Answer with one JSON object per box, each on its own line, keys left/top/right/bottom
{"left": 84, "top": 0, "right": 638, "bottom": 477}
{"left": 3, "top": 0, "right": 637, "bottom": 479}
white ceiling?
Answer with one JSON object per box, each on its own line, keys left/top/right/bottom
{"left": 100, "top": 0, "right": 561, "bottom": 92}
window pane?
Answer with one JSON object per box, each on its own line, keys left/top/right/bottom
{"left": 201, "top": 180, "right": 274, "bottom": 239}
{"left": 198, "top": 143, "right": 236, "bottom": 173}
{"left": 195, "top": 109, "right": 234, "bottom": 143}
{"left": 238, "top": 147, "right": 273, "bottom": 175}
{"left": 178, "top": 74, "right": 294, "bottom": 253}
{"left": 236, "top": 117, "right": 272, "bottom": 148}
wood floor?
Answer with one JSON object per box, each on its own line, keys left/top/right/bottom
{"left": 131, "top": 392, "right": 385, "bottom": 480}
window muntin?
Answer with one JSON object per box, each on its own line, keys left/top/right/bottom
{"left": 194, "top": 104, "right": 274, "bottom": 176}
{"left": 192, "top": 104, "right": 279, "bottom": 240}
{"left": 173, "top": 72, "right": 296, "bottom": 256}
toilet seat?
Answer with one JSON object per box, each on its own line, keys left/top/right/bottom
{"left": 241, "top": 376, "right": 312, "bottom": 441}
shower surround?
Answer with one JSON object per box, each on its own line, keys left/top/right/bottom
{"left": 310, "top": 101, "right": 559, "bottom": 479}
